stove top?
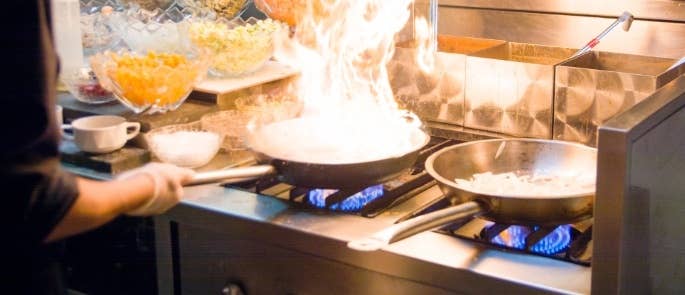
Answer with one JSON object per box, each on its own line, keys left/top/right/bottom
{"left": 224, "top": 136, "right": 593, "bottom": 266}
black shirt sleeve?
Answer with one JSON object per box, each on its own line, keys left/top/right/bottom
{"left": 0, "top": 0, "right": 80, "bottom": 247}
{"left": 3, "top": 161, "right": 79, "bottom": 245}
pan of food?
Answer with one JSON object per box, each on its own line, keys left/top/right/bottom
{"left": 348, "top": 139, "right": 597, "bottom": 251}
{"left": 188, "top": 112, "right": 430, "bottom": 189}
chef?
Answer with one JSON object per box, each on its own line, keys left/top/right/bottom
{"left": 1, "top": 1, "right": 195, "bottom": 293}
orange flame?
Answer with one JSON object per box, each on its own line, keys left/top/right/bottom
{"left": 273, "top": 0, "right": 433, "bottom": 117}
{"left": 249, "top": 0, "right": 435, "bottom": 164}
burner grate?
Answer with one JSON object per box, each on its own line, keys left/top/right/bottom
{"left": 404, "top": 195, "right": 592, "bottom": 266}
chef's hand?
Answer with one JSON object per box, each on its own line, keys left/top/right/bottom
{"left": 116, "top": 163, "right": 196, "bottom": 216}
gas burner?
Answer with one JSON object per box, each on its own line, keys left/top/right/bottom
{"left": 301, "top": 138, "right": 460, "bottom": 213}
{"left": 229, "top": 137, "right": 458, "bottom": 217}
{"left": 490, "top": 225, "right": 572, "bottom": 255}
{"left": 307, "top": 185, "right": 385, "bottom": 212}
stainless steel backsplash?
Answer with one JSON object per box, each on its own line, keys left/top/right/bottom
{"left": 435, "top": 0, "right": 685, "bottom": 59}
{"left": 397, "top": 0, "right": 685, "bottom": 139}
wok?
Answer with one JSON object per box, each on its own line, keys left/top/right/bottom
{"left": 348, "top": 139, "right": 597, "bottom": 251}
{"left": 188, "top": 117, "right": 430, "bottom": 189}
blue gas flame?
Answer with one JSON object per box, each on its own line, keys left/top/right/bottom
{"left": 491, "top": 225, "right": 572, "bottom": 255}
{"left": 307, "top": 185, "right": 385, "bottom": 212}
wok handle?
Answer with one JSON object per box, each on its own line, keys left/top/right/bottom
{"left": 347, "top": 201, "right": 484, "bottom": 251}
{"left": 187, "top": 165, "right": 276, "bottom": 186}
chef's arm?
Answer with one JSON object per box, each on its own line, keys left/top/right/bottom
{"left": 44, "top": 175, "right": 154, "bottom": 242}
{"left": 44, "top": 162, "right": 195, "bottom": 242}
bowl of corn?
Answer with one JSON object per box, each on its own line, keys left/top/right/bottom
{"left": 90, "top": 49, "right": 209, "bottom": 114}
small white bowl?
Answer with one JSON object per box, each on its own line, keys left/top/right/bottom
{"left": 146, "top": 121, "right": 222, "bottom": 168}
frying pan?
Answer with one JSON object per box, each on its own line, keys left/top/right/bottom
{"left": 188, "top": 117, "right": 430, "bottom": 189}
{"left": 348, "top": 139, "right": 597, "bottom": 251}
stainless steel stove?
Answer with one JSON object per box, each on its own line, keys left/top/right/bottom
{"left": 154, "top": 134, "right": 594, "bottom": 294}
{"left": 155, "top": 76, "right": 685, "bottom": 295}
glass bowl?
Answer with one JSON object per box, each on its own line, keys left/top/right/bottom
{"left": 254, "top": 0, "right": 329, "bottom": 26}
{"left": 185, "top": 0, "right": 253, "bottom": 20}
{"left": 118, "top": 0, "right": 176, "bottom": 11}
{"left": 80, "top": 2, "right": 123, "bottom": 56}
{"left": 108, "top": 4, "right": 194, "bottom": 53}
{"left": 90, "top": 48, "right": 209, "bottom": 114}
{"left": 145, "top": 121, "right": 222, "bottom": 168}
{"left": 187, "top": 17, "right": 286, "bottom": 77}
{"left": 254, "top": 0, "right": 303, "bottom": 26}
{"left": 61, "top": 66, "right": 116, "bottom": 104}
{"left": 200, "top": 110, "right": 256, "bottom": 151}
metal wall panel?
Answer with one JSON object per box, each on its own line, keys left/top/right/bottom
{"left": 464, "top": 42, "right": 576, "bottom": 138}
{"left": 389, "top": 36, "right": 505, "bottom": 126}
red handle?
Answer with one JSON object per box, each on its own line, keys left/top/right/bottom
{"left": 585, "top": 38, "right": 600, "bottom": 49}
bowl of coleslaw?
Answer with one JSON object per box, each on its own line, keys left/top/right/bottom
{"left": 187, "top": 17, "right": 286, "bottom": 77}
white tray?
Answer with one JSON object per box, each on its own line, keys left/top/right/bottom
{"left": 194, "top": 61, "right": 299, "bottom": 95}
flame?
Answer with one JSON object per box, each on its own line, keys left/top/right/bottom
{"left": 413, "top": 16, "right": 437, "bottom": 74}
{"left": 251, "top": 0, "right": 433, "bottom": 163}
{"left": 273, "top": 0, "right": 433, "bottom": 115}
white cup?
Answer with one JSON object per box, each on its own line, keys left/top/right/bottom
{"left": 62, "top": 115, "right": 141, "bottom": 154}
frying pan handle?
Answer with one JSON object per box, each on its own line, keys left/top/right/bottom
{"left": 187, "top": 165, "right": 276, "bottom": 186}
{"left": 347, "top": 201, "right": 484, "bottom": 251}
